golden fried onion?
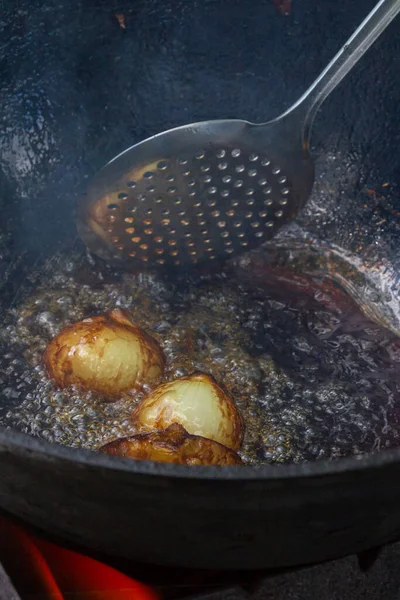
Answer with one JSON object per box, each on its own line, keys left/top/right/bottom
{"left": 100, "top": 423, "right": 243, "bottom": 465}
{"left": 43, "top": 308, "right": 164, "bottom": 397}
{"left": 133, "top": 372, "right": 244, "bottom": 450}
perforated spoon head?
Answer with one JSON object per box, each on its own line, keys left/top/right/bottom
{"left": 77, "top": 0, "right": 400, "bottom": 270}
{"left": 77, "top": 118, "right": 314, "bottom": 269}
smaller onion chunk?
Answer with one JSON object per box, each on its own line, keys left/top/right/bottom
{"left": 43, "top": 308, "right": 164, "bottom": 398}
{"left": 100, "top": 423, "right": 243, "bottom": 466}
{"left": 133, "top": 372, "right": 244, "bottom": 450}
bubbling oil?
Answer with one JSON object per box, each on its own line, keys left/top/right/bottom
{"left": 0, "top": 242, "right": 399, "bottom": 465}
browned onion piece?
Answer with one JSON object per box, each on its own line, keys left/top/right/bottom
{"left": 43, "top": 308, "right": 164, "bottom": 398}
{"left": 133, "top": 372, "right": 244, "bottom": 450}
{"left": 100, "top": 423, "right": 243, "bottom": 466}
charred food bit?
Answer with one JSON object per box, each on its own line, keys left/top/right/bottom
{"left": 133, "top": 372, "right": 244, "bottom": 451}
{"left": 115, "top": 13, "right": 126, "bottom": 29}
{"left": 273, "top": 0, "right": 291, "bottom": 15}
{"left": 43, "top": 308, "right": 164, "bottom": 398}
{"left": 101, "top": 423, "right": 243, "bottom": 465}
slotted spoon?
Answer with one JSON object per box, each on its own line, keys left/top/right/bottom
{"left": 77, "top": 0, "right": 400, "bottom": 269}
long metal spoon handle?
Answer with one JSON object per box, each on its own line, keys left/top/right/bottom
{"left": 287, "top": 0, "right": 400, "bottom": 145}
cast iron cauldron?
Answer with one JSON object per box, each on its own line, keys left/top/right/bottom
{"left": 1, "top": 0, "right": 400, "bottom": 570}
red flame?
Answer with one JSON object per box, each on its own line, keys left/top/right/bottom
{"left": 0, "top": 516, "right": 160, "bottom": 600}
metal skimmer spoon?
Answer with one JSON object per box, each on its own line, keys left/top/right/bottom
{"left": 77, "top": 0, "right": 400, "bottom": 270}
